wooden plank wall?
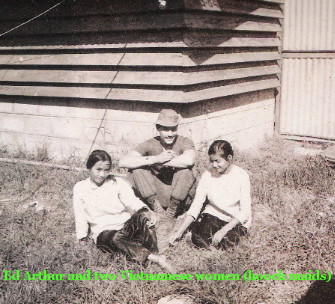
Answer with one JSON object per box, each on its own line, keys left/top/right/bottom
{"left": 0, "top": 0, "right": 283, "bottom": 104}
{"left": 0, "top": 0, "right": 283, "bottom": 157}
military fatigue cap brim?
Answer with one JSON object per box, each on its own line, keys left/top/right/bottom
{"left": 156, "top": 109, "right": 179, "bottom": 127}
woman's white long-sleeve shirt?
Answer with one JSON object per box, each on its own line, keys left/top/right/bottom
{"left": 187, "top": 165, "right": 252, "bottom": 228}
{"left": 73, "top": 177, "right": 147, "bottom": 242}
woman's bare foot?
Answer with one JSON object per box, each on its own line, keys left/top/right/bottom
{"left": 148, "top": 254, "right": 176, "bottom": 273}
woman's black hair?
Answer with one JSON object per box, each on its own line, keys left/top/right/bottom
{"left": 86, "top": 150, "right": 112, "bottom": 169}
{"left": 208, "top": 140, "right": 234, "bottom": 160}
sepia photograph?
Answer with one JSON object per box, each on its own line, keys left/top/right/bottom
{"left": 0, "top": 0, "right": 334, "bottom": 303}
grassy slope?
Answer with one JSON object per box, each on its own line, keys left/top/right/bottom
{"left": 0, "top": 139, "right": 334, "bottom": 304}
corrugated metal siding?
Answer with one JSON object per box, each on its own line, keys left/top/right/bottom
{"left": 280, "top": 58, "right": 335, "bottom": 139}
{"left": 283, "top": 0, "right": 335, "bottom": 51}
{"left": 280, "top": 0, "right": 335, "bottom": 140}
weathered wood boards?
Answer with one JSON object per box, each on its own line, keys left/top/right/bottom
{"left": 0, "top": 0, "right": 283, "bottom": 158}
{"left": 0, "top": 49, "right": 280, "bottom": 102}
{"left": 0, "top": 0, "right": 283, "bottom": 105}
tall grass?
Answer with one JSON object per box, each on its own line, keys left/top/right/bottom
{"left": 0, "top": 139, "right": 334, "bottom": 304}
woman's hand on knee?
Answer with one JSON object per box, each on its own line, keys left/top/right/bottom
{"left": 212, "top": 218, "right": 240, "bottom": 246}
{"left": 211, "top": 229, "right": 228, "bottom": 247}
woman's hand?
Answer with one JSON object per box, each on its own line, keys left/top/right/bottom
{"left": 212, "top": 218, "right": 240, "bottom": 247}
{"left": 169, "top": 230, "right": 183, "bottom": 246}
{"left": 211, "top": 228, "right": 228, "bottom": 247}
{"left": 169, "top": 214, "right": 195, "bottom": 246}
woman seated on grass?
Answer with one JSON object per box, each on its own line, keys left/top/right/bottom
{"left": 73, "top": 150, "right": 174, "bottom": 272}
{"left": 170, "top": 140, "right": 251, "bottom": 249}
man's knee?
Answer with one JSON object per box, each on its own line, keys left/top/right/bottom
{"left": 128, "top": 168, "right": 157, "bottom": 199}
{"left": 174, "top": 168, "right": 194, "bottom": 179}
{"left": 131, "top": 168, "right": 153, "bottom": 180}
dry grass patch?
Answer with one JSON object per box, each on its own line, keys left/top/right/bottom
{"left": 0, "top": 139, "right": 334, "bottom": 304}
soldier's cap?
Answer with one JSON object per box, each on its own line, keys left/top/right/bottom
{"left": 156, "top": 109, "right": 179, "bottom": 127}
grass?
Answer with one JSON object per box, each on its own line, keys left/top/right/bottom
{"left": 0, "top": 138, "right": 334, "bottom": 304}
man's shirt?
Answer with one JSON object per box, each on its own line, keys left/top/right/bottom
{"left": 135, "top": 135, "right": 194, "bottom": 156}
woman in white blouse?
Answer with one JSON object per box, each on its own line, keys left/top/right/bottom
{"left": 170, "top": 140, "right": 252, "bottom": 249}
{"left": 73, "top": 150, "right": 174, "bottom": 271}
